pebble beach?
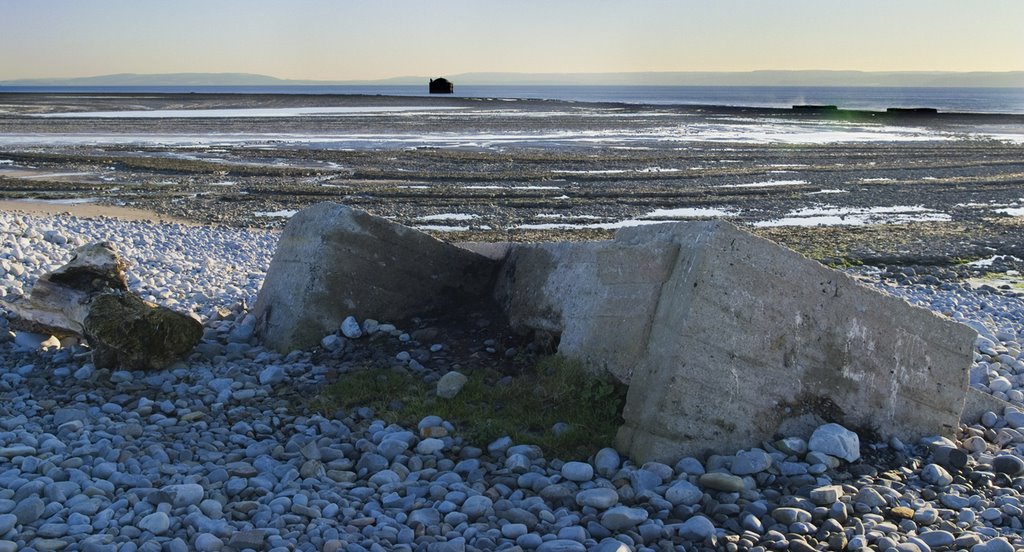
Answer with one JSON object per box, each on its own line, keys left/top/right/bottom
{"left": 2, "top": 209, "right": 1024, "bottom": 552}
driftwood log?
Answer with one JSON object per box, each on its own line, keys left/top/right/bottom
{"left": 4, "top": 242, "right": 202, "bottom": 370}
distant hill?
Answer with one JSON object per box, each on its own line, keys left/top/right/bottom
{"left": 0, "top": 72, "right": 427, "bottom": 87}
{"left": 3, "top": 70, "right": 1023, "bottom": 88}
{"left": 0, "top": 73, "right": 327, "bottom": 86}
{"left": 452, "top": 71, "right": 1024, "bottom": 88}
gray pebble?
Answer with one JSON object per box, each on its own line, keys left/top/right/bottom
{"left": 698, "top": 473, "right": 744, "bottom": 492}
{"left": 808, "top": 423, "right": 860, "bottom": 462}
{"left": 576, "top": 488, "right": 619, "bottom": 510}
{"left": 601, "top": 506, "right": 648, "bottom": 531}
{"left": 922, "top": 463, "right": 953, "bottom": 486}
{"left": 731, "top": 449, "right": 772, "bottom": 475}
{"left": 561, "top": 461, "right": 594, "bottom": 482}
{"left": 665, "top": 480, "right": 703, "bottom": 506}
{"left": 0, "top": 515, "right": 15, "bottom": 535}
{"left": 137, "top": 511, "right": 170, "bottom": 535}
{"left": 536, "top": 540, "right": 587, "bottom": 552}
{"left": 13, "top": 496, "right": 44, "bottom": 524}
{"left": 992, "top": 455, "right": 1024, "bottom": 476}
{"left": 594, "top": 447, "right": 620, "bottom": 477}
{"left": 678, "top": 515, "right": 716, "bottom": 541}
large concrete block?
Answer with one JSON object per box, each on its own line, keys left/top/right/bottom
{"left": 495, "top": 221, "right": 976, "bottom": 464}
{"left": 253, "top": 203, "right": 497, "bottom": 352}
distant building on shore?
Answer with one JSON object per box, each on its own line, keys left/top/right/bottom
{"left": 429, "top": 78, "right": 453, "bottom": 94}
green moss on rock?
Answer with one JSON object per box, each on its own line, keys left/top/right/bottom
{"left": 83, "top": 292, "right": 202, "bottom": 371}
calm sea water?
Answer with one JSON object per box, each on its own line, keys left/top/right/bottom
{"left": 3, "top": 85, "right": 1023, "bottom": 115}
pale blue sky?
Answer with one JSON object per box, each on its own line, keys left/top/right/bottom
{"left": 2, "top": 0, "right": 1022, "bottom": 80}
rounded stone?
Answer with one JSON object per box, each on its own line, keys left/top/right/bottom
{"left": 415, "top": 438, "right": 445, "bottom": 455}
{"left": 699, "top": 472, "right": 745, "bottom": 492}
{"left": 678, "top": 515, "right": 716, "bottom": 541}
{"left": 731, "top": 449, "right": 772, "bottom": 475}
{"left": 808, "top": 423, "right": 860, "bottom": 462}
{"left": 576, "top": 488, "right": 619, "bottom": 510}
{"left": 505, "top": 453, "right": 531, "bottom": 473}
{"left": 922, "top": 463, "right": 953, "bottom": 486}
{"left": 853, "top": 487, "right": 888, "bottom": 509}
{"left": 377, "top": 439, "right": 409, "bottom": 460}
{"left": 665, "top": 480, "right": 703, "bottom": 506}
{"left": 460, "top": 495, "right": 492, "bottom": 519}
{"left": 258, "top": 365, "right": 285, "bottom": 386}
{"left": 601, "top": 506, "right": 649, "bottom": 531}
{"left": 992, "top": 455, "right": 1024, "bottom": 476}
{"left": 340, "top": 316, "right": 363, "bottom": 339}
{"left": 971, "top": 537, "right": 1015, "bottom": 552}
{"left": 594, "top": 448, "right": 621, "bottom": 477}
{"left": 436, "top": 371, "right": 469, "bottom": 399}
{"left": 989, "top": 377, "right": 1013, "bottom": 393}
{"left": 164, "top": 483, "right": 205, "bottom": 508}
{"left": 138, "top": 511, "right": 170, "bottom": 535}
{"left": 536, "top": 539, "right": 587, "bottom": 552}
{"left": 772, "top": 507, "right": 812, "bottom": 524}
{"left": 561, "top": 461, "right": 594, "bottom": 482}
{"left": 0, "top": 515, "right": 15, "bottom": 536}
{"left": 194, "top": 533, "right": 224, "bottom": 552}
{"left": 501, "top": 523, "right": 528, "bottom": 539}
{"left": 13, "top": 496, "right": 44, "bottom": 525}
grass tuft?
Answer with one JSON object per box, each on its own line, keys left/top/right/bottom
{"left": 321, "top": 355, "right": 627, "bottom": 460}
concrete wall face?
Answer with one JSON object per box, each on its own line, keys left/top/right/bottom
{"left": 253, "top": 203, "right": 496, "bottom": 352}
{"left": 495, "top": 240, "right": 681, "bottom": 383}
{"left": 498, "top": 221, "right": 976, "bottom": 464}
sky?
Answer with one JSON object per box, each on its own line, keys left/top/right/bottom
{"left": 2, "top": 0, "right": 1023, "bottom": 81}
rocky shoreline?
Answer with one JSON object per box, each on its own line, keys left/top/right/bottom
{"left": 1, "top": 211, "right": 1024, "bottom": 551}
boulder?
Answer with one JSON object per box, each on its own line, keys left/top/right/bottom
{"left": 253, "top": 203, "right": 497, "bottom": 352}
{"left": 84, "top": 292, "right": 202, "bottom": 371}
{"left": 494, "top": 220, "right": 976, "bottom": 463}
{"left": 5, "top": 242, "right": 202, "bottom": 371}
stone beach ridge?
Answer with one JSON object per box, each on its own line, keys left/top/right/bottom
{"left": 1, "top": 210, "right": 1024, "bottom": 551}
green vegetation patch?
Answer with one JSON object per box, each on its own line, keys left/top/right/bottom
{"left": 321, "top": 355, "right": 628, "bottom": 460}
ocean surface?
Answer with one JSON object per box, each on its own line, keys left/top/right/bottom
{"left": 3, "top": 85, "right": 1024, "bottom": 115}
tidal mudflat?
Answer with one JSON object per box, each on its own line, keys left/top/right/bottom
{"left": 1, "top": 92, "right": 1023, "bottom": 265}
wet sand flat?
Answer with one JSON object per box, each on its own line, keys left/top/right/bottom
{"left": 2, "top": 92, "right": 1024, "bottom": 265}
{"left": 0, "top": 199, "right": 191, "bottom": 224}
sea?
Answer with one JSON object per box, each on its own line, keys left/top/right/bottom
{"left": 3, "top": 85, "right": 1024, "bottom": 115}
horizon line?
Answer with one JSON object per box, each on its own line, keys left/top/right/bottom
{"left": 5, "top": 68, "right": 1024, "bottom": 83}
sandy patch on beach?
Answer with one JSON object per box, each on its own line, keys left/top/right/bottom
{"left": 0, "top": 199, "right": 193, "bottom": 225}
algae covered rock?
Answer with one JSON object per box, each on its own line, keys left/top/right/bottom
{"left": 83, "top": 292, "right": 202, "bottom": 371}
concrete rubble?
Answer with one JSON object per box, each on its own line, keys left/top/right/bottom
{"left": 4, "top": 242, "right": 202, "bottom": 370}
{"left": 255, "top": 204, "right": 978, "bottom": 462}
{"left": 496, "top": 220, "right": 977, "bottom": 463}
{"left": 253, "top": 203, "right": 496, "bottom": 352}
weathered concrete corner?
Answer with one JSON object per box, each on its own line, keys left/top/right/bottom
{"left": 5, "top": 241, "right": 202, "bottom": 370}
{"left": 496, "top": 220, "right": 976, "bottom": 464}
{"left": 253, "top": 203, "right": 498, "bottom": 352}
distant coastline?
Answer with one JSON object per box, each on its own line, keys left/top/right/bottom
{"left": 2, "top": 84, "right": 1023, "bottom": 115}
{"left": 3, "top": 70, "right": 1024, "bottom": 88}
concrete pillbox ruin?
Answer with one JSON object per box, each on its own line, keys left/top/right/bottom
{"left": 496, "top": 221, "right": 976, "bottom": 464}
{"left": 254, "top": 205, "right": 977, "bottom": 464}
